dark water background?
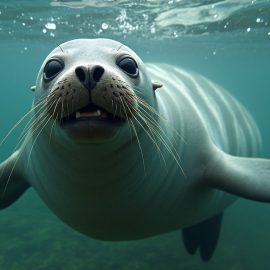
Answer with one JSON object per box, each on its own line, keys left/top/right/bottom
{"left": 1, "top": 1, "right": 270, "bottom": 269}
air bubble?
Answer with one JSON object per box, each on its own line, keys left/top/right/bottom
{"left": 150, "top": 26, "right": 156, "bottom": 34}
{"left": 102, "top": 23, "right": 108, "bottom": 30}
{"left": 45, "top": 22, "right": 56, "bottom": 30}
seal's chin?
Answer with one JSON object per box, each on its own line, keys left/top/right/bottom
{"left": 60, "top": 103, "right": 124, "bottom": 143}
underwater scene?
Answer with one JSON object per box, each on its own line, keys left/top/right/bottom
{"left": 1, "top": 0, "right": 270, "bottom": 269}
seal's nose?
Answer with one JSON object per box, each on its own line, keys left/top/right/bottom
{"left": 75, "top": 65, "right": 105, "bottom": 91}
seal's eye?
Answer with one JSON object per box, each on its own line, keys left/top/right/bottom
{"left": 117, "top": 56, "right": 139, "bottom": 78}
{"left": 43, "top": 59, "right": 64, "bottom": 82}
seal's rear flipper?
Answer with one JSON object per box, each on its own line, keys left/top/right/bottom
{"left": 0, "top": 151, "right": 30, "bottom": 209}
{"left": 205, "top": 148, "right": 270, "bottom": 202}
{"left": 182, "top": 212, "right": 223, "bottom": 261}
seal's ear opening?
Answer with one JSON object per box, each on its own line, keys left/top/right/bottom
{"left": 31, "top": 86, "right": 36, "bottom": 92}
{"left": 152, "top": 82, "right": 163, "bottom": 91}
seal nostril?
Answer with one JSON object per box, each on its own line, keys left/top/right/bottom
{"left": 75, "top": 67, "right": 86, "bottom": 83}
{"left": 75, "top": 65, "right": 104, "bottom": 90}
{"left": 93, "top": 66, "right": 104, "bottom": 82}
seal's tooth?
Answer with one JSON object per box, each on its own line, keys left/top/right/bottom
{"left": 76, "top": 112, "right": 81, "bottom": 118}
{"left": 96, "top": 109, "right": 101, "bottom": 116}
{"left": 89, "top": 110, "right": 101, "bottom": 117}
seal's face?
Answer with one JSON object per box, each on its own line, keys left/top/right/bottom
{"left": 34, "top": 39, "right": 155, "bottom": 143}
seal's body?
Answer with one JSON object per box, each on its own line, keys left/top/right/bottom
{"left": 1, "top": 39, "right": 269, "bottom": 261}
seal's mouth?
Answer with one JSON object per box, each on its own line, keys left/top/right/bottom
{"left": 58, "top": 102, "right": 125, "bottom": 143}
{"left": 61, "top": 102, "right": 124, "bottom": 126}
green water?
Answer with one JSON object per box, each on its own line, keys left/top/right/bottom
{"left": 1, "top": 1, "right": 270, "bottom": 269}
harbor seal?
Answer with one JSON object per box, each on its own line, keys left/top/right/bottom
{"left": 1, "top": 38, "right": 270, "bottom": 261}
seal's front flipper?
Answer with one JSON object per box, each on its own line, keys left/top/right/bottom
{"left": 206, "top": 148, "right": 270, "bottom": 202}
{"left": 0, "top": 151, "right": 30, "bottom": 209}
{"left": 182, "top": 212, "right": 223, "bottom": 261}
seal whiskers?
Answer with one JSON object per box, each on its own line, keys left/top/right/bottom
{"left": 26, "top": 99, "right": 59, "bottom": 168}
{"left": 18, "top": 101, "right": 50, "bottom": 144}
{"left": 17, "top": 92, "right": 59, "bottom": 145}
{"left": 131, "top": 109, "right": 169, "bottom": 170}
{"left": 120, "top": 91, "right": 185, "bottom": 176}
{"left": 0, "top": 95, "right": 49, "bottom": 148}
{"left": 136, "top": 92, "right": 186, "bottom": 144}
{"left": 26, "top": 115, "right": 54, "bottom": 169}
{"left": 122, "top": 98, "right": 167, "bottom": 170}
{"left": 119, "top": 97, "right": 133, "bottom": 140}
{"left": 129, "top": 117, "right": 146, "bottom": 173}
{"left": 49, "top": 115, "right": 58, "bottom": 145}
{"left": 2, "top": 93, "right": 60, "bottom": 202}
{"left": 133, "top": 106, "right": 185, "bottom": 176}
{"left": 0, "top": 96, "right": 52, "bottom": 192}
{"left": 0, "top": 100, "right": 50, "bottom": 200}
{"left": 26, "top": 97, "right": 57, "bottom": 140}
{"left": 1, "top": 152, "right": 22, "bottom": 201}
{"left": 48, "top": 97, "right": 62, "bottom": 145}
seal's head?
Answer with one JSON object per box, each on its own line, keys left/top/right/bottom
{"left": 33, "top": 39, "right": 158, "bottom": 144}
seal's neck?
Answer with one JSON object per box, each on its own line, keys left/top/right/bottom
{"left": 29, "top": 127, "right": 152, "bottom": 186}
